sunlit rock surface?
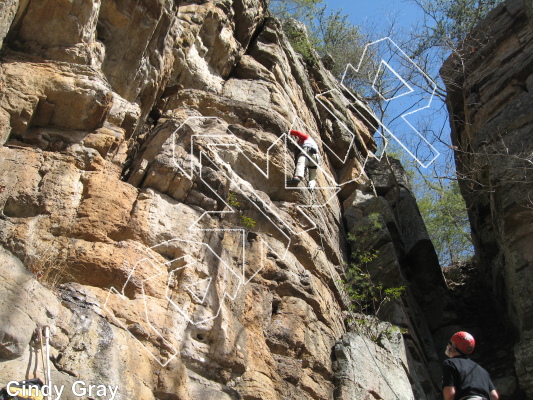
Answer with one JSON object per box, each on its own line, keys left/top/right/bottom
{"left": 0, "top": 1, "right": 456, "bottom": 398}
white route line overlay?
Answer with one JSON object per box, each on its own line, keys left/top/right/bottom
{"left": 338, "top": 36, "right": 441, "bottom": 168}
{"left": 103, "top": 242, "right": 241, "bottom": 367}
{"left": 103, "top": 37, "right": 438, "bottom": 366}
{"left": 314, "top": 89, "right": 389, "bottom": 166}
{"left": 103, "top": 117, "right": 340, "bottom": 365}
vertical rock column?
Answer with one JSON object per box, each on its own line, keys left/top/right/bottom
{"left": 441, "top": 0, "right": 533, "bottom": 396}
{"left": 336, "top": 157, "right": 448, "bottom": 400}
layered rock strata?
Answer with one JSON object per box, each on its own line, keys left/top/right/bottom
{"left": 442, "top": 0, "right": 533, "bottom": 396}
{"left": 1, "top": 1, "right": 447, "bottom": 399}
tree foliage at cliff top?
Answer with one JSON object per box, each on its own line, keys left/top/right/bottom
{"left": 268, "top": 0, "right": 508, "bottom": 267}
{"left": 410, "top": 0, "right": 505, "bottom": 53}
{"left": 407, "top": 0, "right": 505, "bottom": 98}
{"left": 269, "top": 0, "right": 368, "bottom": 79}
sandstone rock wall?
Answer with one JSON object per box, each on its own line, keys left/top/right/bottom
{"left": 442, "top": 0, "right": 533, "bottom": 396}
{"left": 0, "top": 1, "right": 446, "bottom": 399}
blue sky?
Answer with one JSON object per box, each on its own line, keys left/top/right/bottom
{"left": 323, "top": 0, "right": 423, "bottom": 30}
{"left": 319, "top": 0, "right": 454, "bottom": 173}
{"left": 316, "top": 1, "right": 474, "bottom": 264}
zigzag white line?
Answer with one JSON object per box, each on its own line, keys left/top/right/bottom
{"left": 340, "top": 37, "right": 441, "bottom": 168}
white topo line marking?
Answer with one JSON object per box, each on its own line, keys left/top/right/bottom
{"left": 103, "top": 37, "right": 438, "bottom": 366}
{"left": 103, "top": 117, "right": 336, "bottom": 365}
{"left": 338, "top": 37, "right": 441, "bottom": 168}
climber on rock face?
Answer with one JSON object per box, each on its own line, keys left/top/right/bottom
{"left": 286, "top": 129, "right": 320, "bottom": 189}
{"left": 442, "top": 331, "right": 499, "bottom": 400}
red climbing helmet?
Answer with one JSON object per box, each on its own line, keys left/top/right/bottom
{"left": 450, "top": 331, "right": 476, "bottom": 355}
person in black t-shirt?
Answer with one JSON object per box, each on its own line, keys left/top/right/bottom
{"left": 442, "top": 331, "right": 499, "bottom": 400}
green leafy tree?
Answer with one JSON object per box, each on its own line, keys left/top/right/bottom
{"left": 269, "top": 0, "right": 324, "bottom": 23}
{"left": 313, "top": 8, "right": 368, "bottom": 78}
{"left": 410, "top": 0, "right": 505, "bottom": 52}
{"left": 341, "top": 213, "right": 406, "bottom": 340}
{"left": 269, "top": 0, "right": 369, "bottom": 79}
{"left": 227, "top": 192, "right": 257, "bottom": 231}
{"left": 282, "top": 19, "right": 320, "bottom": 66}
{"left": 417, "top": 179, "right": 473, "bottom": 266}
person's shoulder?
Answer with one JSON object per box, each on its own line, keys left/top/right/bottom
{"left": 443, "top": 356, "right": 468, "bottom": 368}
{"left": 442, "top": 358, "right": 457, "bottom": 368}
{"left": 444, "top": 356, "right": 464, "bottom": 364}
{"left": 447, "top": 356, "right": 483, "bottom": 370}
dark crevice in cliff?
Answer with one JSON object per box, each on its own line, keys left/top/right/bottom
{"left": 243, "top": 16, "right": 270, "bottom": 57}
{"left": 2, "top": 1, "right": 30, "bottom": 50}
{"left": 224, "top": 15, "right": 271, "bottom": 86}
{"left": 121, "top": 124, "right": 159, "bottom": 183}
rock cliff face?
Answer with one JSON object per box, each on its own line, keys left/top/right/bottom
{"left": 442, "top": 0, "right": 533, "bottom": 397}
{"left": 0, "top": 1, "right": 448, "bottom": 399}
